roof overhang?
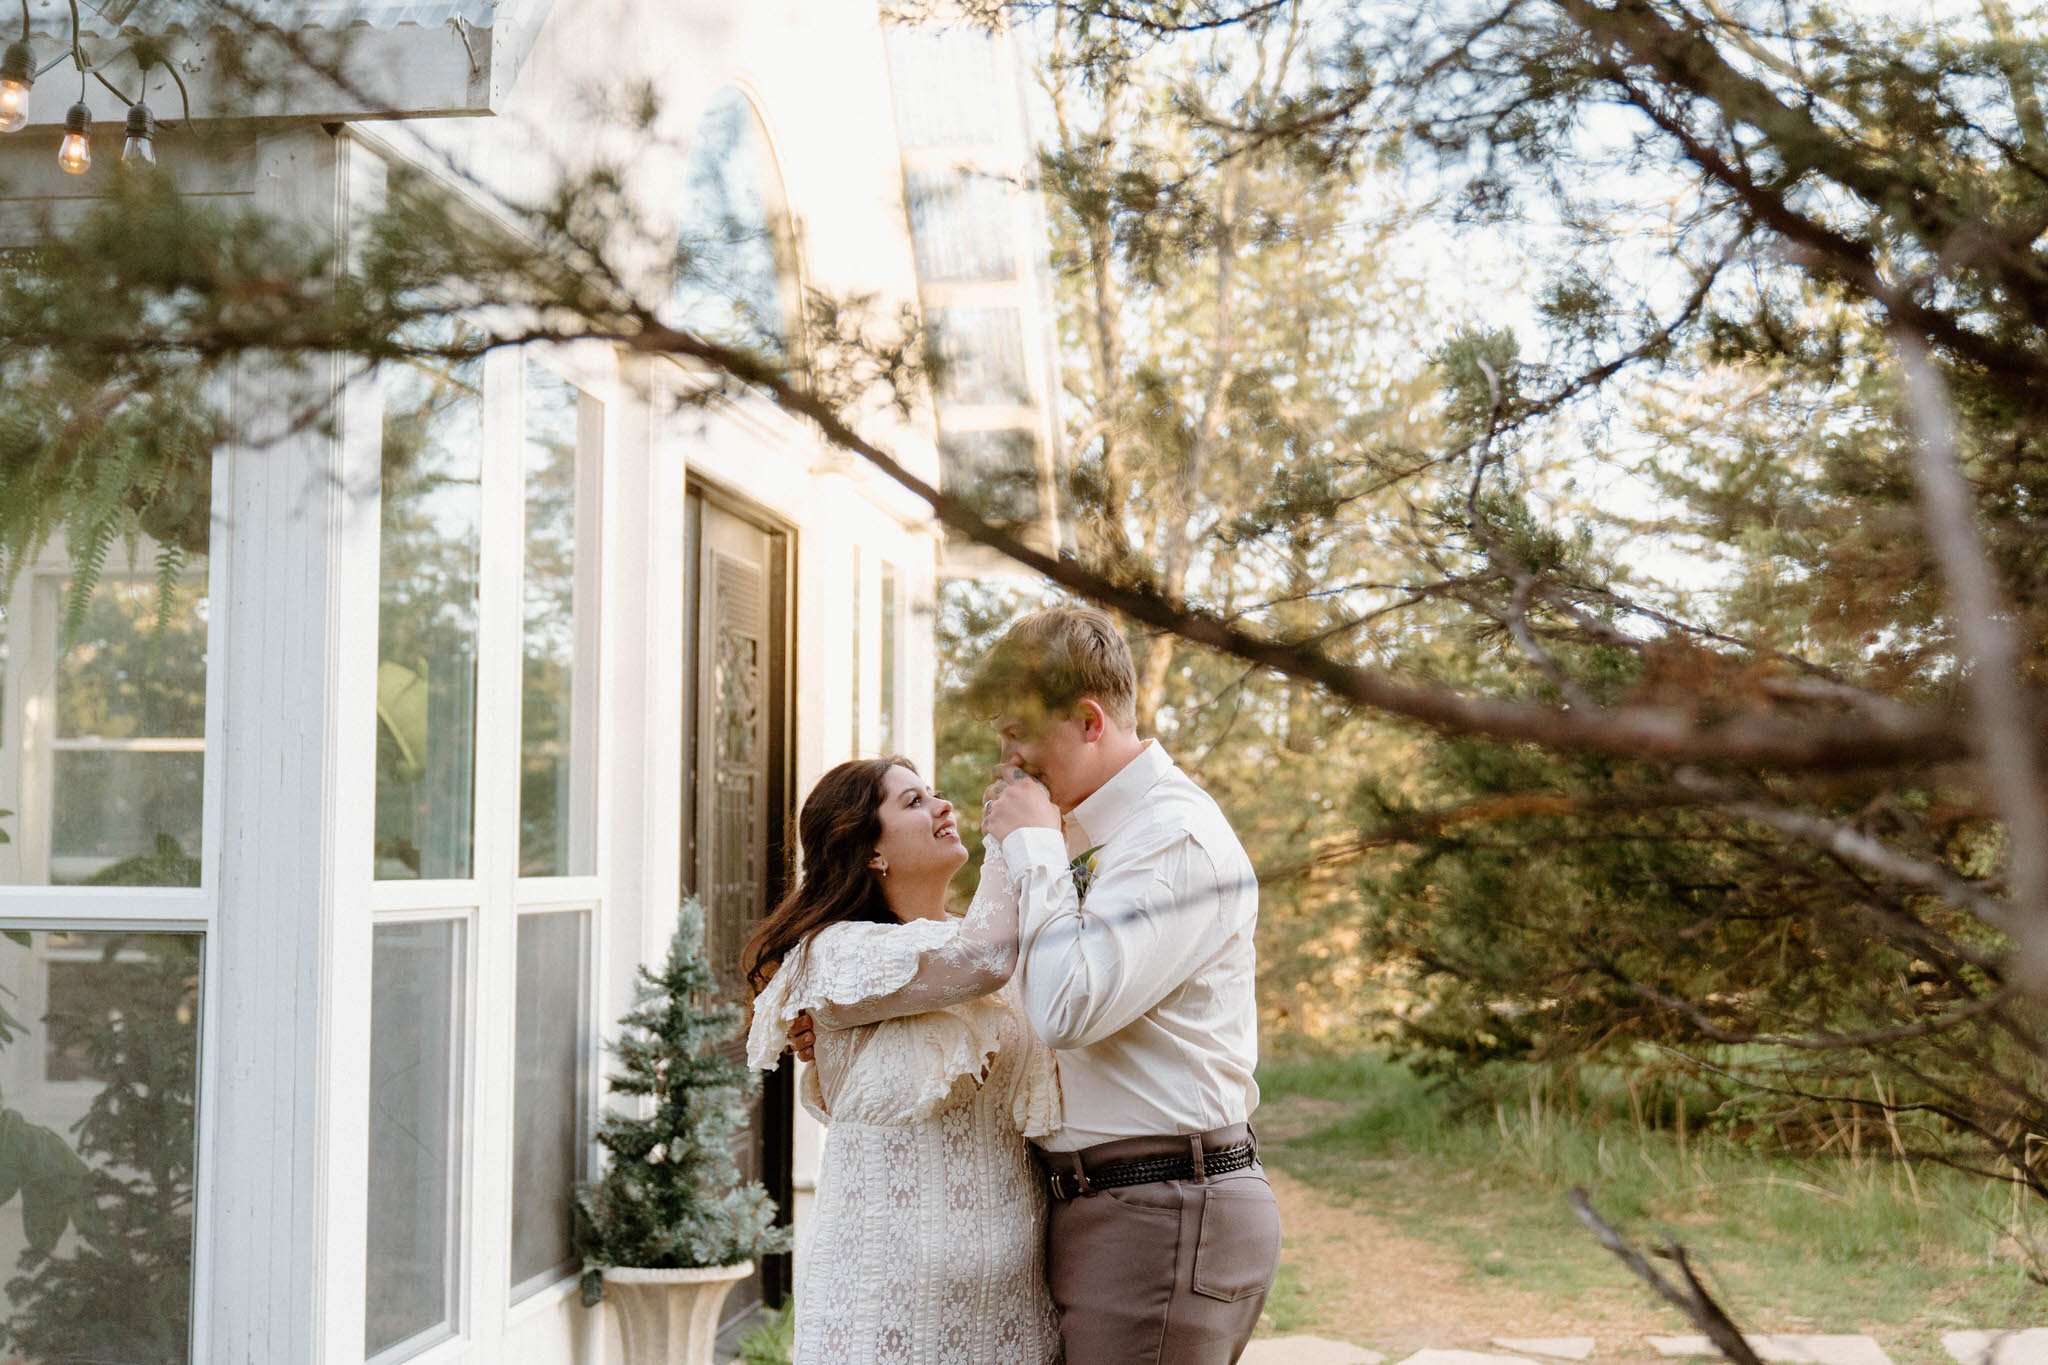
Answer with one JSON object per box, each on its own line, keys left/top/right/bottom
{"left": 4, "top": 0, "right": 552, "bottom": 126}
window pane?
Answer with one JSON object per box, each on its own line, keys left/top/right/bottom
{"left": 674, "top": 88, "right": 791, "bottom": 353}
{"left": 929, "top": 306, "right": 1032, "bottom": 407}
{"left": 376, "top": 336, "right": 483, "bottom": 881}
{"left": 509, "top": 911, "right": 587, "bottom": 1295}
{"left": 50, "top": 750, "right": 204, "bottom": 886}
{"left": 940, "top": 429, "right": 1042, "bottom": 526}
{"left": 904, "top": 169, "right": 1018, "bottom": 283}
{"left": 366, "top": 919, "right": 466, "bottom": 1358}
{"left": 2, "top": 569, "right": 209, "bottom": 887}
{"left": 880, "top": 565, "right": 899, "bottom": 758}
{"left": 884, "top": 26, "right": 1007, "bottom": 148}
{"left": 0, "top": 931, "right": 200, "bottom": 1363}
{"left": 521, "top": 365, "right": 598, "bottom": 878}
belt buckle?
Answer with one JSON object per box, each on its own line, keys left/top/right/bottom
{"left": 1047, "top": 1167, "right": 1094, "bottom": 1201}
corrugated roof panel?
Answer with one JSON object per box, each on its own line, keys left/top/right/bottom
{"left": 22, "top": 0, "right": 497, "bottom": 38}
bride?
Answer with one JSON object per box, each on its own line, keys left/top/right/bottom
{"left": 743, "top": 756, "right": 1063, "bottom": 1365}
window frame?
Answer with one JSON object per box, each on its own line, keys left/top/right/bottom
{"left": 356, "top": 343, "right": 613, "bottom": 1364}
{"left": 0, "top": 450, "right": 230, "bottom": 1363}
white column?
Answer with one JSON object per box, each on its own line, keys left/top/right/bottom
{"left": 203, "top": 127, "right": 378, "bottom": 1364}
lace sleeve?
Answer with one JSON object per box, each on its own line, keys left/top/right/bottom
{"left": 804, "top": 843, "right": 1022, "bottom": 1031}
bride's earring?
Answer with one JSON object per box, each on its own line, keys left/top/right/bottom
{"left": 873, "top": 858, "right": 888, "bottom": 878}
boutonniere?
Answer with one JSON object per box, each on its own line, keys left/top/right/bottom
{"left": 1069, "top": 844, "right": 1104, "bottom": 899}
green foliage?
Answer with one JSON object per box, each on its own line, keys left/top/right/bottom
{"left": 1, "top": 936, "right": 200, "bottom": 1364}
{"left": 734, "top": 1300, "right": 795, "bottom": 1364}
{"left": 574, "top": 901, "right": 789, "bottom": 1303}
{"left": 1258, "top": 1051, "right": 2044, "bottom": 1333}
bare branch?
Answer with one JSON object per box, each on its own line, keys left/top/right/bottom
{"left": 1895, "top": 330, "right": 2048, "bottom": 988}
{"left": 1569, "top": 1190, "right": 1764, "bottom": 1365}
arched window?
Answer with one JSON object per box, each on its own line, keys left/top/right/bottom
{"left": 672, "top": 88, "right": 797, "bottom": 357}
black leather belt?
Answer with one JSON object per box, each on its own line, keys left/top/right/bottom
{"left": 1041, "top": 1138, "right": 1258, "bottom": 1201}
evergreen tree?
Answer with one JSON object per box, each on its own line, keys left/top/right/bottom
{"left": 574, "top": 901, "right": 788, "bottom": 1306}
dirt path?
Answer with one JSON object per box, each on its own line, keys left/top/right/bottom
{"left": 1262, "top": 1168, "right": 1675, "bottom": 1361}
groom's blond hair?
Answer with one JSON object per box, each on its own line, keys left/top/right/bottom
{"left": 968, "top": 606, "right": 1137, "bottom": 729}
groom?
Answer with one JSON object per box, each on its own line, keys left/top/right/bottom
{"left": 790, "top": 605, "right": 1279, "bottom": 1362}
{"left": 969, "top": 605, "right": 1280, "bottom": 1364}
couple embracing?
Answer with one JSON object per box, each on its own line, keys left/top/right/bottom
{"left": 743, "top": 606, "right": 1282, "bottom": 1365}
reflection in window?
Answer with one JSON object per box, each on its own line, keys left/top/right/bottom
{"left": 2, "top": 567, "right": 209, "bottom": 887}
{"left": 884, "top": 25, "right": 1006, "bottom": 148}
{"left": 904, "top": 169, "right": 1018, "bottom": 283}
{"left": 929, "top": 306, "right": 1032, "bottom": 407}
{"left": 0, "top": 931, "right": 200, "bottom": 1363}
{"left": 520, "top": 364, "right": 598, "bottom": 879}
{"left": 940, "top": 429, "right": 1042, "bottom": 526}
{"left": 673, "top": 88, "right": 792, "bottom": 356}
{"left": 366, "top": 919, "right": 466, "bottom": 1358}
{"left": 509, "top": 911, "right": 587, "bottom": 1296}
{"left": 376, "top": 335, "right": 483, "bottom": 881}
{"left": 52, "top": 577, "right": 207, "bottom": 886}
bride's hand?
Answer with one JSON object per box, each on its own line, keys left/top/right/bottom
{"left": 788, "top": 1009, "right": 817, "bottom": 1064}
{"left": 983, "top": 766, "right": 1059, "bottom": 843}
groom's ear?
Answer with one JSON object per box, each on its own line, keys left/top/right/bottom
{"left": 1077, "top": 699, "right": 1108, "bottom": 742}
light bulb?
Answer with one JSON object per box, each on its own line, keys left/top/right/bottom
{"left": 0, "top": 41, "right": 34, "bottom": 134}
{"left": 120, "top": 101, "right": 154, "bottom": 167}
{"left": 58, "top": 100, "right": 90, "bottom": 175}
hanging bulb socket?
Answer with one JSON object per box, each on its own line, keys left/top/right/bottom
{"left": 0, "top": 41, "right": 35, "bottom": 134}
{"left": 121, "top": 100, "right": 154, "bottom": 167}
{"left": 57, "top": 99, "right": 90, "bottom": 174}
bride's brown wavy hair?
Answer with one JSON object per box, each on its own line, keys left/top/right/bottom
{"left": 741, "top": 755, "right": 911, "bottom": 995}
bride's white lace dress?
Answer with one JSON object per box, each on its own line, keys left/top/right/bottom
{"left": 747, "top": 846, "right": 1064, "bottom": 1365}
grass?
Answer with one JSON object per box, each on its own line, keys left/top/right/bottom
{"left": 1257, "top": 1052, "right": 2047, "bottom": 1360}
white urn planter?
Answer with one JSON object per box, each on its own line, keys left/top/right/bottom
{"left": 604, "top": 1261, "right": 754, "bottom": 1365}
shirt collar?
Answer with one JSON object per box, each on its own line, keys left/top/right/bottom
{"left": 1064, "top": 739, "right": 1174, "bottom": 854}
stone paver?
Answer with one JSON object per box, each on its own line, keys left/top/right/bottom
{"left": 1244, "top": 1338, "right": 1388, "bottom": 1365}
{"left": 1646, "top": 1335, "right": 1893, "bottom": 1365}
{"left": 1397, "top": 1351, "right": 1540, "bottom": 1365}
{"left": 1492, "top": 1338, "right": 1597, "bottom": 1360}
{"left": 1944, "top": 1331, "right": 2048, "bottom": 1365}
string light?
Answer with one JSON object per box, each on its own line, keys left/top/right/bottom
{"left": 57, "top": 96, "right": 88, "bottom": 173}
{"left": 120, "top": 98, "right": 151, "bottom": 166}
{"left": 0, "top": 41, "right": 30, "bottom": 133}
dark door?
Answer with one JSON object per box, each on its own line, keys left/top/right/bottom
{"left": 680, "top": 485, "right": 796, "bottom": 1325}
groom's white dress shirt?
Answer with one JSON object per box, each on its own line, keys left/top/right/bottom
{"left": 998, "top": 740, "right": 1261, "bottom": 1152}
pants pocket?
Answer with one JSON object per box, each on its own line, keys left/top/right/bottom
{"left": 1188, "top": 1175, "right": 1282, "bottom": 1303}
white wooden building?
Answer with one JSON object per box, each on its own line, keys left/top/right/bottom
{"left": 0, "top": 1, "right": 1055, "bottom": 1361}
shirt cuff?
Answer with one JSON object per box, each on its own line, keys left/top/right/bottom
{"left": 999, "top": 826, "right": 1070, "bottom": 886}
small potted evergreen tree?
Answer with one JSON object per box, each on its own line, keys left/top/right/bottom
{"left": 575, "top": 901, "right": 790, "bottom": 1365}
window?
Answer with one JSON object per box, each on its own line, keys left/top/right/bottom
{"left": 375, "top": 334, "right": 485, "bottom": 882}
{"left": 365, "top": 341, "right": 604, "bottom": 1353}
{"left": 673, "top": 88, "right": 797, "bottom": 355}
{"left": 520, "top": 363, "right": 600, "bottom": 879}
{"left": 904, "top": 169, "right": 1018, "bottom": 283}
{"left": 365, "top": 918, "right": 467, "bottom": 1359}
{"left": 509, "top": 910, "right": 588, "bottom": 1296}
{"left": 3, "top": 563, "right": 210, "bottom": 888}
{"left": 929, "top": 306, "right": 1032, "bottom": 408}
{"left": 939, "top": 429, "right": 1042, "bottom": 526}
{"left": 0, "top": 930, "right": 201, "bottom": 1363}
{"left": 879, "top": 563, "right": 900, "bottom": 758}
{"left": 884, "top": 25, "right": 1008, "bottom": 148}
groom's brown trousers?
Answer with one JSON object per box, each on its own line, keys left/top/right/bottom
{"left": 1037, "top": 1123, "right": 1282, "bottom": 1365}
